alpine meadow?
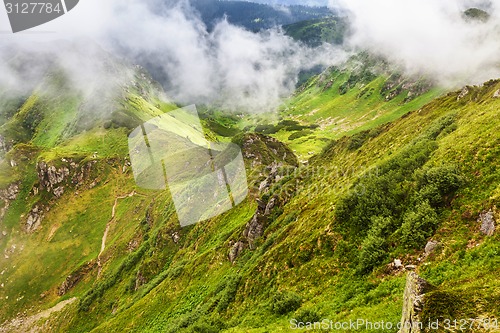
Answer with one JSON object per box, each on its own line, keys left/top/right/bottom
{"left": 0, "top": 1, "right": 500, "bottom": 332}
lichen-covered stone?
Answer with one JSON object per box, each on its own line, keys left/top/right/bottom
{"left": 26, "top": 205, "right": 44, "bottom": 232}
{"left": 424, "top": 241, "right": 439, "bottom": 256}
{"left": 398, "top": 272, "right": 435, "bottom": 333}
{"left": 229, "top": 241, "right": 245, "bottom": 263}
{"left": 478, "top": 210, "right": 496, "bottom": 236}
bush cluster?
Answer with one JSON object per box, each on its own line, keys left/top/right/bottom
{"left": 79, "top": 241, "right": 150, "bottom": 311}
{"left": 270, "top": 291, "right": 302, "bottom": 315}
{"left": 334, "top": 114, "right": 462, "bottom": 273}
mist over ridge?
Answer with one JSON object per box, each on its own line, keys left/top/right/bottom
{"left": 336, "top": 0, "right": 500, "bottom": 87}
{"left": 1, "top": 0, "right": 499, "bottom": 115}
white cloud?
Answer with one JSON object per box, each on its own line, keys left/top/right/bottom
{"left": 0, "top": 0, "right": 346, "bottom": 113}
{"left": 334, "top": 0, "right": 500, "bottom": 86}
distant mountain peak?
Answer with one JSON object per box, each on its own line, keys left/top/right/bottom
{"left": 463, "top": 7, "right": 491, "bottom": 23}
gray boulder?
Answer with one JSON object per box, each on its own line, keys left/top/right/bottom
{"left": 478, "top": 210, "right": 496, "bottom": 236}
{"left": 424, "top": 241, "right": 439, "bottom": 256}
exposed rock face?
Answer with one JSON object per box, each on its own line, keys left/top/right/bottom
{"left": 478, "top": 210, "right": 496, "bottom": 236}
{"left": 25, "top": 159, "right": 101, "bottom": 231}
{"left": 242, "top": 201, "right": 268, "bottom": 248}
{"left": 26, "top": 205, "right": 44, "bottom": 232}
{"left": 457, "top": 86, "right": 470, "bottom": 101}
{"left": 424, "top": 241, "right": 439, "bottom": 256}
{"left": 258, "top": 163, "right": 281, "bottom": 193}
{"left": 0, "top": 135, "right": 12, "bottom": 153}
{"left": 239, "top": 133, "right": 298, "bottom": 170}
{"left": 381, "top": 74, "right": 433, "bottom": 103}
{"left": 227, "top": 135, "right": 299, "bottom": 263}
{"left": 229, "top": 241, "right": 245, "bottom": 263}
{"left": 493, "top": 89, "right": 500, "bottom": 98}
{"left": 36, "top": 159, "right": 98, "bottom": 198}
{"left": 0, "top": 183, "right": 20, "bottom": 221}
{"left": 264, "top": 196, "right": 277, "bottom": 216}
{"left": 37, "top": 162, "right": 70, "bottom": 197}
{"left": 243, "top": 163, "right": 289, "bottom": 249}
{"left": 398, "top": 272, "right": 435, "bottom": 333}
{"left": 58, "top": 261, "right": 96, "bottom": 296}
{"left": 53, "top": 186, "right": 64, "bottom": 198}
{"left": 229, "top": 163, "right": 297, "bottom": 262}
{"left": 0, "top": 183, "right": 19, "bottom": 201}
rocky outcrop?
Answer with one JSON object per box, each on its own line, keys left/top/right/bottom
{"left": 0, "top": 183, "right": 19, "bottom": 201}
{"left": 242, "top": 200, "right": 269, "bottom": 248}
{"left": 478, "top": 210, "right": 496, "bottom": 236}
{"left": 493, "top": 89, "right": 500, "bottom": 98}
{"left": 238, "top": 133, "right": 298, "bottom": 171}
{"left": 0, "top": 183, "right": 20, "bottom": 222}
{"left": 258, "top": 163, "right": 282, "bottom": 193}
{"left": 226, "top": 135, "right": 300, "bottom": 263}
{"left": 36, "top": 159, "right": 98, "bottom": 198}
{"left": 229, "top": 241, "right": 245, "bottom": 263}
{"left": 398, "top": 272, "right": 435, "bottom": 333}
{"left": 0, "top": 135, "right": 12, "bottom": 153}
{"left": 229, "top": 162, "right": 297, "bottom": 263}
{"left": 229, "top": 197, "right": 273, "bottom": 263}
{"left": 424, "top": 241, "right": 439, "bottom": 256}
{"left": 26, "top": 159, "right": 99, "bottom": 231}
{"left": 58, "top": 261, "right": 97, "bottom": 296}
{"left": 26, "top": 205, "right": 45, "bottom": 232}
{"left": 381, "top": 74, "right": 433, "bottom": 103}
{"left": 244, "top": 163, "right": 290, "bottom": 247}
{"left": 37, "top": 162, "right": 70, "bottom": 197}
{"left": 457, "top": 86, "right": 470, "bottom": 101}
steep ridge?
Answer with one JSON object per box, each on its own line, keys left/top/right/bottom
{"left": 73, "top": 77, "right": 500, "bottom": 333}
{"left": 252, "top": 53, "right": 443, "bottom": 159}
{"left": 1, "top": 61, "right": 500, "bottom": 332}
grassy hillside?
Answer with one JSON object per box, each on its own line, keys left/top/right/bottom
{"left": 247, "top": 54, "right": 443, "bottom": 160}
{"left": 1, "top": 60, "right": 500, "bottom": 333}
{"left": 283, "top": 17, "right": 348, "bottom": 47}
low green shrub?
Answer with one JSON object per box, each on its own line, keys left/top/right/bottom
{"left": 216, "top": 274, "right": 241, "bottom": 312}
{"left": 294, "top": 308, "right": 321, "bottom": 323}
{"left": 334, "top": 113, "right": 461, "bottom": 273}
{"left": 288, "top": 130, "right": 313, "bottom": 141}
{"left": 400, "top": 201, "right": 440, "bottom": 249}
{"left": 270, "top": 291, "right": 302, "bottom": 315}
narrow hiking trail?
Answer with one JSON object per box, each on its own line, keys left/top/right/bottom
{"left": 0, "top": 298, "right": 77, "bottom": 333}
{"left": 1, "top": 191, "right": 143, "bottom": 331}
{"left": 97, "top": 191, "right": 138, "bottom": 276}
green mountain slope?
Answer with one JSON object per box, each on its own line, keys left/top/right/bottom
{"left": 249, "top": 54, "right": 442, "bottom": 160}
{"left": 284, "top": 17, "right": 348, "bottom": 47}
{"left": 1, "top": 59, "right": 500, "bottom": 333}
